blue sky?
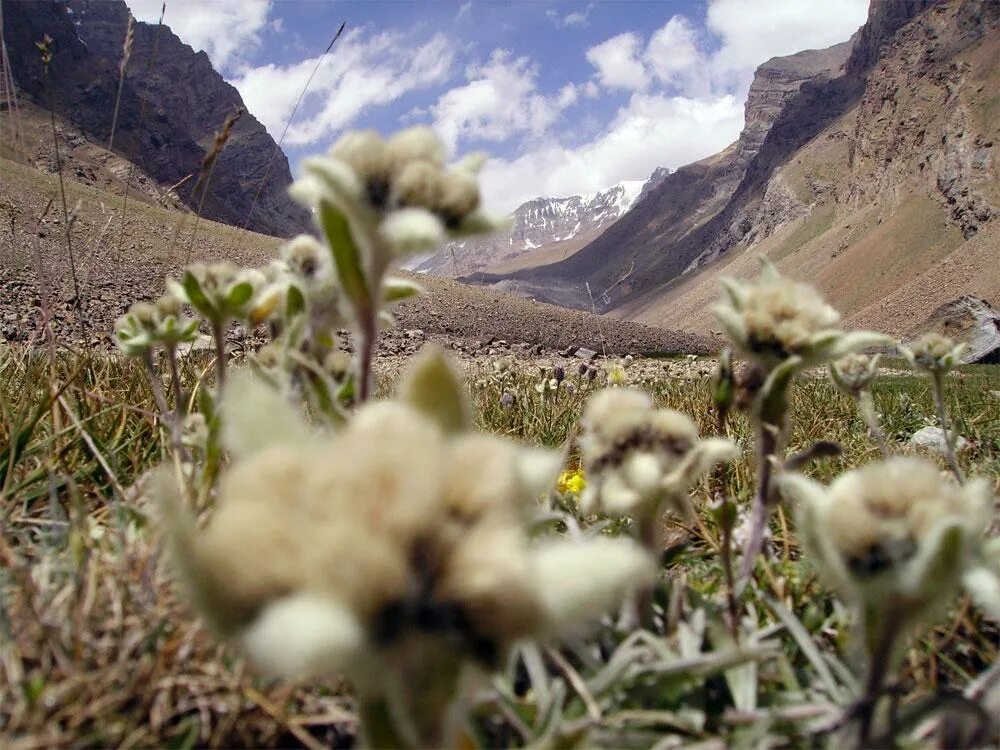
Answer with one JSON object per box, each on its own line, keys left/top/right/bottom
{"left": 124, "top": 0, "right": 869, "bottom": 211}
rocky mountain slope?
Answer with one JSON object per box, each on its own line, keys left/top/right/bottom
{"left": 2, "top": 0, "right": 309, "bottom": 238}
{"left": 0, "top": 155, "right": 709, "bottom": 356}
{"left": 470, "top": 39, "right": 854, "bottom": 308}
{"left": 478, "top": 0, "right": 998, "bottom": 343}
{"left": 614, "top": 0, "right": 999, "bottom": 336}
{"left": 415, "top": 181, "right": 643, "bottom": 277}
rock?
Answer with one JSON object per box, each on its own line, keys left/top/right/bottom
{"left": 910, "top": 426, "right": 968, "bottom": 456}
{"left": 910, "top": 296, "right": 1000, "bottom": 364}
{"left": 560, "top": 345, "right": 579, "bottom": 356}
{"left": 178, "top": 334, "right": 215, "bottom": 356}
{"left": 4, "top": 0, "right": 310, "bottom": 237}
{"left": 574, "top": 347, "right": 598, "bottom": 361}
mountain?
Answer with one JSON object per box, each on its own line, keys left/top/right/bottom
{"left": 2, "top": 0, "right": 310, "bottom": 238}
{"left": 468, "top": 38, "right": 854, "bottom": 308}
{"left": 613, "top": 0, "right": 999, "bottom": 336}
{"left": 477, "top": 0, "right": 999, "bottom": 340}
{"left": 415, "top": 181, "right": 643, "bottom": 277}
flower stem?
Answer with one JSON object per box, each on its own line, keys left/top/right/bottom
{"left": 211, "top": 320, "right": 227, "bottom": 395}
{"left": 738, "top": 423, "right": 777, "bottom": 594}
{"left": 858, "top": 612, "right": 899, "bottom": 749}
{"left": 166, "top": 344, "right": 185, "bottom": 420}
{"left": 719, "top": 500, "right": 741, "bottom": 644}
{"left": 635, "top": 511, "right": 659, "bottom": 631}
{"left": 931, "top": 371, "right": 964, "bottom": 484}
{"left": 357, "top": 305, "right": 377, "bottom": 403}
{"left": 857, "top": 389, "right": 890, "bottom": 458}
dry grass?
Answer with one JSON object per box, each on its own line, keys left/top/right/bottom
{"left": 2, "top": 344, "right": 997, "bottom": 748}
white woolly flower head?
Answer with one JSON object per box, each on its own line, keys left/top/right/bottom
{"left": 165, "top": 261, "right": 265, "bottom": 324}
{"left": 578, "top": 387, "right": 737, "bottom": 518}
{"left": 114, "top": 294, "right": 198, "bottom": 356}
{"left": 779, "top": 457, "right": 993, "bottom": 620}
{"left": 902, "top": 332, "right": 967, "bottom": 374}
{"left": 829, "top": 353, "right": 881, "bottom": 395}
{"left": 160, "top": 367, "right": 653, "bottom": 700}
{"left": 714, "top": 264, "right": 889, "bottom": 369}
{"left": 290, "top": 125, "right": 506, "bottom": 266}
{"left": 281, "top": 234, "right": 330, "bottom": 281}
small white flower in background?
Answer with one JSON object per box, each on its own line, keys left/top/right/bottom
{"left": 157, "top": 347, "right": 653, "bottom": 740}
{"left": 778, "top": 456, "right": 998, "bottom": 621}
{"left": 901, "top": 332, "right": 967, "bottom": 374}
{"left": 714, "top": 263, "right": 890, "bottom": 371}
{"left": 114, "top": 294, "right": 198, "bottom": 356}
{"left": 607, "top": 363, "right": 628, "bottom": 387}
{"left": 289, "top": 126, "right": 508, "bottom": 265}
{"left": 535, "top": 377, "right": 558, "bottom": 395}
{"left": 180, "top": 413, "right": 209, "bottom": 452}
{"left": 829, "top": 353, "right": 880, "bottom": 395}
{"left": 578, "top": 388, "right": 737, "bottom": 519}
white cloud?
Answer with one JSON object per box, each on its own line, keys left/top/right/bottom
{"left": 480, "top": 93, "right": 744, "bottom": 212}
{"left": 707, "top": 0, "right": 868, "bottom": 78}
{"left": 232, "top": 29, "right": 454, "bottom": 145}
{"left": 548, "top": 3, "right": 594, "bottom": 28}
{"left": 430, "top": 50, "right": 571, "bottom": 153}
{"left": 585, "top": 33, "right": 649, "bottom": 92}
{"left": 457, "top": 2, "right": 472, "bottom": 20}
{"left": 126, "top": 0, "right": 271, "bottom": 72}
{"left": 646, "top": 16, "right": 701, "bottom": 87}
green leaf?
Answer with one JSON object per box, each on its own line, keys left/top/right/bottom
{"left": 318, "top": 200, "right": 371, "bottom": 313}
{"left": 182, "top": 271, "right": 213, "bottom": 316}
{"left": 763, "top": 594, "right": 847, "bottom": 702}
{"left": 226, "top": 281, "right": 253, "bottom": 308}
{"left": 397, "top": 344, "right": 470, "bottom": 433}
{"left": 758, "top": 355, "right": 801, "bottom": 426}
{"left": 285, "top": 284, "right": 305, "bottom": 318}
{"left": 382, "top": 276, "right": 424, "bottom": 303}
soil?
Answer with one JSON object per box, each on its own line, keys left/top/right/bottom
{"left": 0, "top": 158, "right": 713, "bottom": 361}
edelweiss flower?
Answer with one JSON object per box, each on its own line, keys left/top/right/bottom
{"left": 289, "top": 126, "right": 507, "bottom": 265}
{"left": 779, "top": 457, "right": 996, "bottom": 619}
{"left": 166, "top": 262, "right": 265, "bottom": 325}
{"left": 578, "top": 388, "right": 736, "bottom": 519}
{"left": 902, "top": 332, "right": 967, "bottom": 374}
{"left": 114, "top": 295, "right": 198, "bottom": 356}
{"left": 714, "top": 264, "right": 889, "bottom": 370}
{"left": 829, "top": 353, "right": 880, "bottom": 395}
{"left": 159, "top": 349, "right": 653, "bottom": 733}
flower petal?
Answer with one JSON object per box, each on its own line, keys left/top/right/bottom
{"left": 379, "top": 208, "right": 446, "bottom": 256}
{"left": 240, "top": 593, "right": 366, "bottom": 678}
{"left": 532, "top": 537, "right": 655, "bottom": 633}
{"left": 221, "top": 370, "right": 315, "bottom": 460}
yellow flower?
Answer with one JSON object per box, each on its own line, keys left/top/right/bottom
{"left": 557, "top": 469, "right": 586, "bottom": 496}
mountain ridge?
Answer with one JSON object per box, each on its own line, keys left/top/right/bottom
{"left": 2, "top": 0, "right": 309, "bottom": 238}
{"left": 415, "top": 179, "right": 645, "bottom": 277}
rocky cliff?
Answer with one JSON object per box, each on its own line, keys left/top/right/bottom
{"left": 416, "top": 181, "right": 643, "bottom": 277}
{"left": 475, "top": 39, "right": 854, "bottom": 308}
{"left": 2, "top": 0, "right": 309, "bottom": 237}
{"left": 613, "top": 0, "right": 998, "bottom": 339}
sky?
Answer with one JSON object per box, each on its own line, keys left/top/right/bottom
{"left": 123, "top": 0, "right": 869, "bottom": 213}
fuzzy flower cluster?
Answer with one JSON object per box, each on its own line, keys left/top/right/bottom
{"left": 829, "top": 353, "right": 880, "bottom": 395}
{"left": 779, "top": 457, "right": 997, "bottom": 620}
{"left": 578, "top": 388, "right": 736, "bottom": 519}
{"left": 159, "top": 349, "right": 653, "bottom": 732}
{"left": 902, "top": 332, "right": 967, "bottom": 374}
{"left": 290, "top": 127, "right": 506, "bottom": 265}
{"left": 114, "top": 295, "right": 197, "bottom": 356}
{"left": 715, "top": 265, "right": 887, "bottom": 370}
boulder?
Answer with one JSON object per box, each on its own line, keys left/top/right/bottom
{"left": 911, "top": 296, "right": 1000, "bottom": 364}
